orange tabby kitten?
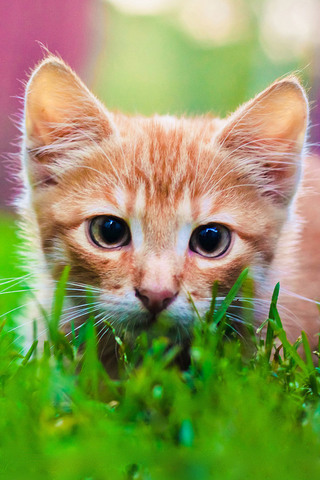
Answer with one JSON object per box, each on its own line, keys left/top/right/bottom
{"left": 19, "top": 56, "right": 320, "bottom": 373}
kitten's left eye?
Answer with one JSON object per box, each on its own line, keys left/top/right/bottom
{"left": 189, "top": 223, "right": 231, "bottom": 258}
{"left": 89, "top": 216, "right": 131, "bottom": 249}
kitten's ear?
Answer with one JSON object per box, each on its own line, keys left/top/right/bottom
{"left": 216, "top": 77, "right": 309, "bottom": 204}
{"left": 24, "top": 56, "right": 114, "bottom": 149}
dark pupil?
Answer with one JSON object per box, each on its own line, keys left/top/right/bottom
{"left": 198, "top": 226, "right": 221, "bottom": 252}
{"left": 101, "top": 218, "right": 124, "bottom": 244}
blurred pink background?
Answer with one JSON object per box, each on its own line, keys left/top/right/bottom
{"left": 0, "top": 0, "right": 103, "bottom": 208}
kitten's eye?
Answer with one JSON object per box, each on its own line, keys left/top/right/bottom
{"left": 89, "top": 216, "right": 131, "bottom": 249}
{"left": 189, "top": 223, "right": 231, "bottom": 258}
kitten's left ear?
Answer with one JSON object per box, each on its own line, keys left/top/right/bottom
{"left": 216, "top": 77, "right": 309, "bottom": 204}
{"left": 24, "top": 55, "right": 114, "bottom": 149}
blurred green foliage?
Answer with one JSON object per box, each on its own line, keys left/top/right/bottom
{"left": 95, "top": 7, "right": 304, "bottom": 117}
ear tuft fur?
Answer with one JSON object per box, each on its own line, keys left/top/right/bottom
{"left": 216, "top": 76, "right": 309, "bottom": 204}
{"left": 24, "top": 55, "right": 114, "bottom": 148}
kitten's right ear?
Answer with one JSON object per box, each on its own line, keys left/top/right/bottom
{"left": 24, "top": 56, "right": 114, "bottom": 149}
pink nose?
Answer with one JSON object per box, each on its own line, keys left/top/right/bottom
{"left": 135, "top": 288, "right": 178, "bottom": 314}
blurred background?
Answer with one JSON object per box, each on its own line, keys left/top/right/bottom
{"left": 0, "top": 0, "right": 320, "bottom": 283}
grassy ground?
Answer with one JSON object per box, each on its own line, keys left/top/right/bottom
{"left": 0, "top": 212, "right": 320, "bottom": 479}
{"left": 0, "top": 211, "right": 23, "bottom": 313}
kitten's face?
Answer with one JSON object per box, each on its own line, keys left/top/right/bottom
{"left": 22, "top": 57, "right": 308, "bottom": 333}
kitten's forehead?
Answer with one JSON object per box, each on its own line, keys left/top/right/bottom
{"left": 115, "top": 116, "right": 225, "bottom": 200}
{"left": 78, "top": 115, "right": 242, "bottom": 222}
{"left": 119, "top": 184, "right": 238, "bottom": 228}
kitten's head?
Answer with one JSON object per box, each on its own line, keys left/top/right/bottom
{"left": 21, "top": 57, "right": 308, "bottom": 333}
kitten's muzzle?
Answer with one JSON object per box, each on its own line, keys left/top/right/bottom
{"left": 135, "top": 288, "right": 178, "bottom": 314}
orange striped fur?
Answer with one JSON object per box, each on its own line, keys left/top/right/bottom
{"left": 19, "top": 56, "right": 320, "bottom": 372}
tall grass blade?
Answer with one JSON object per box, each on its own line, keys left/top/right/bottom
{"left": 205, "top": 281, "right": 219, "bottom": 323}
{"left": 187, "top": 291, "right": 202, "bottom": 323}
{"left": 265, "top": 282, "right": 280, "bottom": 361}
{"left": 213, "top": 268, "right": 249, "bottom": 326}
{"left": 268, "top": 319, "right": 308, "bottom": 374}
{"left": 301, "top": 330, "right": 318, "bottom": 395}
{"left": 22, "top": 340, "right": 38, "bottom": 366}
{"left": 79, "top": 317, "right": 100, "bottom": 398}
{"left": 50, "top": 266, "right": 70, "bottom": 342}
{"left": 241, "top": 273, "right": 256, "bottom": 341}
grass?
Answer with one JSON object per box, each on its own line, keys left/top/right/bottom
{"left": 0, "top": 230, "right": 320, "bottom": 479}
{"left": 0, "top": 211, "right": 24, "bottom": 312}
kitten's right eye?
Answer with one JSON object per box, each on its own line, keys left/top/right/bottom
{"left": 88, "top": 216, "right": 131, "bottom": 249}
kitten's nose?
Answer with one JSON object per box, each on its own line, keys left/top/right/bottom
{"left": 135, "top": 288, "right": 178, "bottom": 314}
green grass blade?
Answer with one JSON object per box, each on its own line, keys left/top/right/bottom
{"left": 213, "top": 268, "right": 249, "bottom": 326}
{"left": 187, "top": 291, "right": 202, "bottom": 323}
{"left": 256, "top": 318, "right": 269, "bottom": 335}
{"left": 79, "top": 318, "right": 98, "bottom": 394}
{"left": 205, "top": 281, "right": 219, "bottom": 323}
{"left": 0, "top": 319, "right": 5, "bottom": 335}
{"left": 241, "top": 274, "right": 256, "bottom": 340}
{"left": 265, "top": 282, "right": 280, "bottom": 361}
{"left": 50, "top": 266, "right": 70, "bottom": 342}
{"left": 22, "top": 340, "right": 38, "bottom": 366}
{"left": 301, "top": 330, "right": 318, "bottom": 395}
{"left": 269, "top": 319, "right": 308, "bottom": 375}
{"left": 301, "top": 331, "right": 315, "bottom": 372}
{"left": 43, "top": 340, "right": 50, "bottom": 358}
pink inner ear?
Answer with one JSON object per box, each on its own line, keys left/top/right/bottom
{"left": 25, "top": 57, "right": 113, "bottom": 148}
{"left": 253, "top": 91, "right": 307, "bottom": 148}
{"left": 219, "top": 78, "right": 308, "bottom": 152}
{"left": 215, "top": 79, "right": 308, "bottom": 206}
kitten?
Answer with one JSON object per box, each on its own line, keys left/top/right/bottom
{"left": 19, "top": 56, "right": 320, "bottom": 373}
